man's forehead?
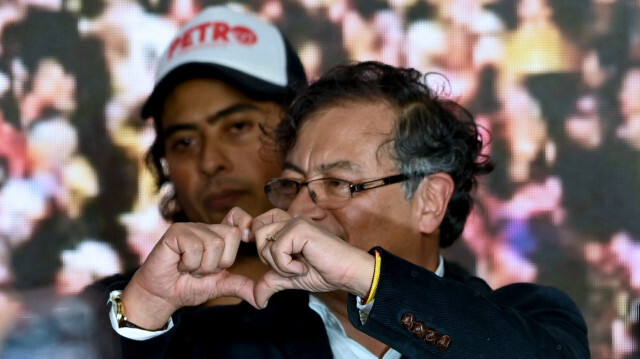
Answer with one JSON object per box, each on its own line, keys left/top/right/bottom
{"left": 160, "top": 78, "right": 281, "bottom": 127}
{"left": 282, "top": 160, "right": 363, "bottom": 176}
{"left": 299, "top": 101, "right": 395, "bottom": 137}
{"left": 285, "top": 102, "right": 397, "bottom": 176}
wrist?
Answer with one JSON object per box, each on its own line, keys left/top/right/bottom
{"left": 120, "top": 281, "right": 176, "bottom": 330}
{"left": 350, "top": 250, "right": 378, "bottom": 299}
{"left": 112, "top": 291, "right": 169, "bottom": 331}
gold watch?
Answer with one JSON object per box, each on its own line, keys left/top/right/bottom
{"left": 112, "top": 292, "right": 168, "bottom": 331}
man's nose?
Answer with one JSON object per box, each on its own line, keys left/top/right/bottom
{"left": 287, "top": 186, "right": 325, "bottom": 219}
{"left": 199, "top": 140, "right": 232, "bottom": 176}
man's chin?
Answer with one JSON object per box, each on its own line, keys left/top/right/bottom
{"left": 198, "top": 201, "right": 271, "bottom": 224}
{"left": 181, "top": 207, "right": 228, "bottom": 224}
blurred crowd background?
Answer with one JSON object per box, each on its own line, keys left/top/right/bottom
{"left": 0, "top": 0, "right": 638, "bottom": 358}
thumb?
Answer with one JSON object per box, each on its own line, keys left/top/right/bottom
{"left": 212, "top": 272, "right": 258, "bottom": 308}
{"left": 252, "top": 270, "right": 295, "bottom": 309}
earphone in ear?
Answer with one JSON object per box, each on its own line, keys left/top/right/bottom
{"left": 160, "top": 158, "right": 170, "bottom": 177}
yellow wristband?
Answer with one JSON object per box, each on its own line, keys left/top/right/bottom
{"left": 361, "top": 250, "right": 381, "bottom": 305}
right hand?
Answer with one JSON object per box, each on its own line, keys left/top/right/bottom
{"left": 121, "top": 209, "right": 257, "bottom": 330}
{"left": 251, "top": 209, "right": 376, "bottom": 309}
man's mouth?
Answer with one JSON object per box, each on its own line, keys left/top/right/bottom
{"left": 204, "top": 189, "right": 248, "bottom": 210}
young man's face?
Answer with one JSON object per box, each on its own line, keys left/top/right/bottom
{"left": 160, "top": 78, "right": 282, "bottom": 224}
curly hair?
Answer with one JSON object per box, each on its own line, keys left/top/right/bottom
{"left": 274, "top": 61, "right": 494, "bottom": 248}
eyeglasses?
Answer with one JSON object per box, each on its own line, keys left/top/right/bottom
{"left": 264, "top": 174, "right": 409, "bottom": 210}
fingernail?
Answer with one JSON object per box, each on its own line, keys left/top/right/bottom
{"left": 242, "top": 229, "right": 250, "bottom": 242}
{"left": 262, "top": 300, "right": 268, "bottom": 308}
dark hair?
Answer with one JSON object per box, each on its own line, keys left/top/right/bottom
{"left": 274, "top": 61, "right": 494, "bottom": 248}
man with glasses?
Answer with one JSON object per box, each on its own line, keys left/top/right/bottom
{"left": 113, "top": 62, "right": 589, "bottom": 358}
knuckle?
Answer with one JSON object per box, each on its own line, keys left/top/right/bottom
{"left": 210, "top": 235, "right": 225, "bottom": 249}
{"left": 218, "top": 255, "right": 235, "bottom": 268}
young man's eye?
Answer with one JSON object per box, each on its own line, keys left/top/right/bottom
{"left": 228, "top": 120, "right": 253, "bottom": 133}
{"left": 175, "top": 137, "right": 191, "bottom": 147}
{"left": 168, "top": 136, "right": 196, "bottom": 152}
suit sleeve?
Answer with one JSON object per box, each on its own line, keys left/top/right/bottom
{"left": 347, "top": 247, "right": 590, "bottom": 359}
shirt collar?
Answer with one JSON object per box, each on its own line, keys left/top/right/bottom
{"left": 435, "top": 253, "right": 445, "bottom": 277}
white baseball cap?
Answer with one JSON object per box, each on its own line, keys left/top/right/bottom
{"left": 141, "top": 6, "right": 307, "bottom": 119}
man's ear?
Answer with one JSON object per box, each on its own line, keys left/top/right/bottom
{"left": 415, "top": 173, "right": 454, "bottom": 234}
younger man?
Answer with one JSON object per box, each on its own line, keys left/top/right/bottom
{"left": 84, "top": 6, "right": 308, "bottom": 357}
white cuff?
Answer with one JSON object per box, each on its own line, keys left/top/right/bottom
{"left": 108, "top": 290, "right": 174, "bottom": 341}
{"left": 355, "top": 297, "right": 374, "bottom": 324}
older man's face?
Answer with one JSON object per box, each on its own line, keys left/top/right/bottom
{"left": 281, "top": 101, "right": 425, "bottom": 262}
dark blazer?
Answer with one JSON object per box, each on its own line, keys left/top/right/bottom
{"left": 84, "top": 247, "right": 589, "bottom": 358}
{"left": 348, "top": 247, "right": 590, "bottom": 358}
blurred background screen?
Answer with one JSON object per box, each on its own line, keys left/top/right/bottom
{"left": 0, "top": 0, "right": 638, "bottom": 358}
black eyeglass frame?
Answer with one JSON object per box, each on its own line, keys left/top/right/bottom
{"left": 343, "top": 173, "right": 409, "bottom": 195}
{"left": 264, "top": 173, "right": 410, "bottom": 209}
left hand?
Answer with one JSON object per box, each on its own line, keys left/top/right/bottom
{"left": 251, "top": 209, "right": 375, "bottom": 308}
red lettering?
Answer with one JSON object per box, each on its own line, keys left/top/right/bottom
{"left": 213, "top": 22, "right": 230, "bottom": 41}
{"left": 193, "top": 23, "right": 210, "bottom": 42}
{"left": 167, "top": 37, "right": 182, "bottom": 58}
{"left": 167, "top": 21, "right": 257, "bottom": 59}
{"left": 230, "top": 26, "right": 257, "bottom": 45}
{"left": 181, "top": 29, "right": 193, "bottom": 49}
